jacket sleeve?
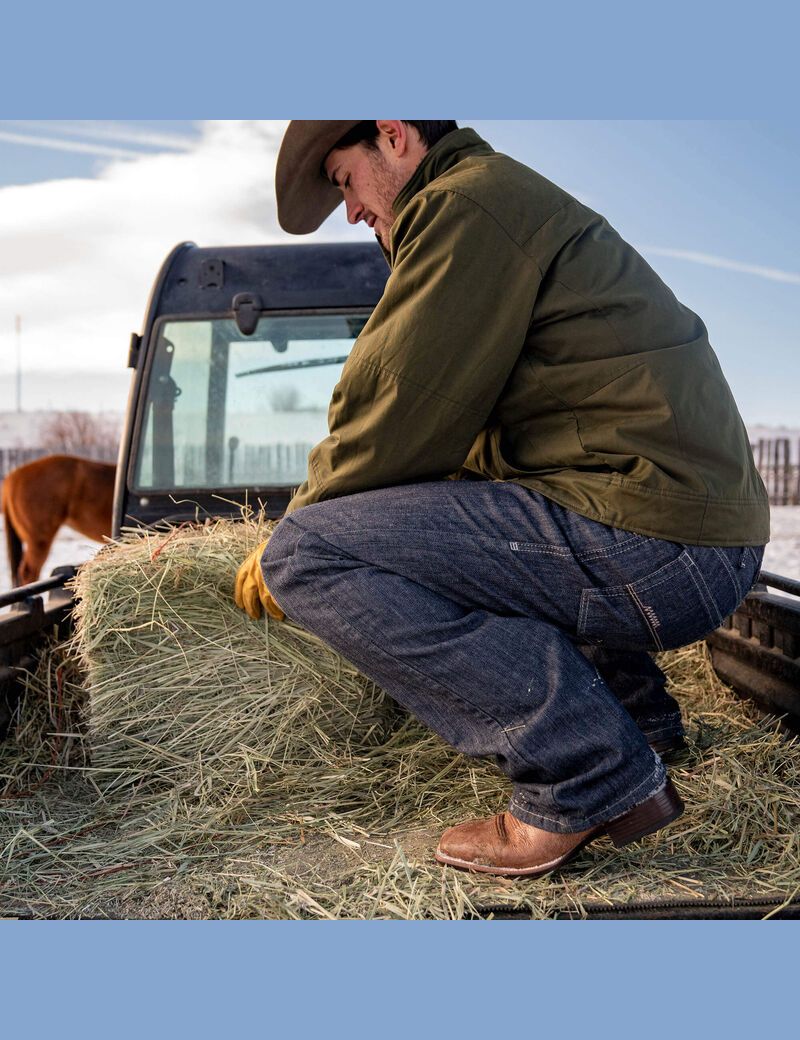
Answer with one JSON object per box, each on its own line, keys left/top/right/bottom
{"left": 284, "top": 188, "right": 542, "bottom": 516}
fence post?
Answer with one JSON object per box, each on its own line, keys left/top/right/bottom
{"left": 779, "top": 438, "right": 789, "bottom": 505}
{"left": 790, "top": 436, "right": 798, "bottom": 505}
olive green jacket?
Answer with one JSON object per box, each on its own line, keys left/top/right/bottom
{"left": 285, "top": 128, "right": 769, "bottom": 546}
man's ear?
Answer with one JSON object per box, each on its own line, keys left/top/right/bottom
{"left": 375, "top": 120, "right": 408, "bottom": 156}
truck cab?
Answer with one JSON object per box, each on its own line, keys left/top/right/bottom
{"left": 118, "top": 240, "right": 388, "bottom": 532}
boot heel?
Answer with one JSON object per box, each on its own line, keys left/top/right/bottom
{"left": 605, "top": 778, "right": 684, "bottom": 848}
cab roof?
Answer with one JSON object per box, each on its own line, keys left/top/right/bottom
{"left": 149, "top": 241, "right": 389, "bottom": 320}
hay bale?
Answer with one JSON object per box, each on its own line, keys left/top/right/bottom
{"left": 72, "top": 520, "right": 398, "bottom": 811}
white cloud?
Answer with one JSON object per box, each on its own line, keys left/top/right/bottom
{"left": 0, "top": 129, "right": 144, "bottom": 160}
{"left": 640, "top": 245, "right": 800, "bottom": 286}
{"left": 5, "top": 121, "right": 197, "bottom": 151}
{"left": 0, "top": 120, "right": 370, "bottom": 396}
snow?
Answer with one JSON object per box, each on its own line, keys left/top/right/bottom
{"left": 762, "top": 506, "right": 800, "bottom": 581}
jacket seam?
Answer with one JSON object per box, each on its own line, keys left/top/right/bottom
{"left": 611, "top": 476, "right": 763, "bottom": 503}
{"left": 309, "top": 452, "right": 328, "bottom": 497}
{"left": 410, "top": 187, "right": 546, "bottom": 276}
{"left": 519, "top": 197, "right": 580, "bottom": 252}
{"left": 547, "top": 276, "right": 627, "bottom": 353}
{"left": 571, "top": 361, "right": 648, "bottom": 405}
{"left": 524, "top": 468, "right": 763, "bottom": 504}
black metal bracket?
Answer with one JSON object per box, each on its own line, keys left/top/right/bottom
{"left": 199, "top": 258, "right": 224, "bottom": 290}
{"left": 232, "top": 292, "right": 262, "bottom": 336}
{"left": 128, "top": 332, "right": 142, "bottom": 369}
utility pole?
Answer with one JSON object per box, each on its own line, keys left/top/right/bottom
{"left": 15, "top": 314, "right": 22, "bottom": 413}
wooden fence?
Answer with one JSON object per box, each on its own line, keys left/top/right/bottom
{"left": 0, "top": 446, "right": 119, "bottom": 488}
{"left": 0, "top": 447, "right": 48, "bottom": 483}
{"left": 181, "top": 442, "right": 314, "bottom": 486}
{"left": 753, "top": 438, "right": 799, "bottom": 506}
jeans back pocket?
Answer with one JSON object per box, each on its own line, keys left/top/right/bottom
{"left": 577, "top": 549, "right": 725, "bottom": 653}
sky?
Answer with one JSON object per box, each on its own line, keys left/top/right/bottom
{"left": 0, "top": 119, "right": 797, "bottom": 426}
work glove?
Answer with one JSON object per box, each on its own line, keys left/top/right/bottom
{"left": 234, "top": 540, "right": 286, "bottom": 621}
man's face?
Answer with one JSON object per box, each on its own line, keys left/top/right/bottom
{"left": 323, "top": 140, "right": 409, "bottom": 248}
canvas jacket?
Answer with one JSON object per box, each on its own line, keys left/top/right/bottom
{"left": 285, "top": 128, "right": 769, "bottom": 547}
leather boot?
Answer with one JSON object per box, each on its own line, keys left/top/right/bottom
{"left": 435, "top": 777, "right": 684, "bottom": 878}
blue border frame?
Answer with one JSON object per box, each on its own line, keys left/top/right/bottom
{"left": 1, "top": 4, "right": 796, "bottom": 1033}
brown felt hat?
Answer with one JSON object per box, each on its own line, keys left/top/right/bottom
{"left": 276, "top": 121, "right": 363, "bottom": 234}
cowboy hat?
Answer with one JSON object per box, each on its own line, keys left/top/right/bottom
{"left": 276, "top": 120, "right": 364, "bottom": 234}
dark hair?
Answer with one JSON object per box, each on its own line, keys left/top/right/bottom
{"left": 334, "top": 120, "right": 458, "bottom": 152}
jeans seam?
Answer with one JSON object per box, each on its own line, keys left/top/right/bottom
{"left": 577, "top": 537, "right": 654, "bottom": 562}
{"left": 711, "top": 545, "right": 741, "bottom": 602}
{"left": 681, "top": 553, "right": 724, "bottom": 630}
{"left": 509, "top": 536, "right": 648, "bottom": 562}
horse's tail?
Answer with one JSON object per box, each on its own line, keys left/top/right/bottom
{"left": 1, "top": 478, "right": 23, "bottom": 588}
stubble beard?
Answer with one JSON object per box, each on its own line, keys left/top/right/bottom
{"left": 368, "top": 150, "right": 409, "bottom": 248}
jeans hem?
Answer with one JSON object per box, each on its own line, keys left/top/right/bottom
{"left": 508, "top": 755, "right": 668, "bottom": 833}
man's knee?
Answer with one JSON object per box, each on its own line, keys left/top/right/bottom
{"left": 262, "top": 512, "right": 338, "bottom": 606}
{"left": 261, "top": 516, "right": 306, "bottom": 601}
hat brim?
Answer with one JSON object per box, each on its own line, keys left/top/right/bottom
{"left": 276, "top": 121, "right": 363, "bottom": 234}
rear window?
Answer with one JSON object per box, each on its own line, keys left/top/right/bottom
{"left": 133, "top": 312, "right": 368, "bottom": 490}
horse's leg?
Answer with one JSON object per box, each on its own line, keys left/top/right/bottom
{"left": 2, "top": 481, "right": 23, "bottom": 587}
{"left": 4, "top": 470, "right": 65, "bottom": 586}
{"left": 17, "top": 536, "right": 56, "bottom": 586}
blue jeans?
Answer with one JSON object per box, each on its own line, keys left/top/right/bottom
{"left": 263, "top": 480, "right": 764, "bottom": 832}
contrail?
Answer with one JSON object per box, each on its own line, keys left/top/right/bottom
{"left": 0, "top": 129, "right": 143, "bottom": 160}
{"left": 641, "top": 245, "right": 800, "bottom": 286}
{"left": 4, "top": 120, "right": 196, "bottom": 151}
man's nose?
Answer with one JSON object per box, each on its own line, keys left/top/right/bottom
{"left": 345, "top": 197, "right": 365, "bottom": 224}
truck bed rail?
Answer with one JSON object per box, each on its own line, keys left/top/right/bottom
{"left": 706, "top": 569, "right": 800, "bottom": 732}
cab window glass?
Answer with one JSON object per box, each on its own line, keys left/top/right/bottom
{"left": 134, "top": 313, "right": 367, "bottom": 490}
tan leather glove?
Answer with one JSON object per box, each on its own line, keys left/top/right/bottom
{"left": 234, "top": 540, "right": 286, "bottom": 621}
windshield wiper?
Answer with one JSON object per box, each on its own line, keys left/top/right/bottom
{"left": 236, "top": 355, "right": 350, "bottom": 378}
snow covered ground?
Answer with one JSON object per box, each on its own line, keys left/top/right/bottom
{"left": 0, "top": 506, "right": 797, "bottom": 595}
{"left": 762, "top": 506, "right": 800, "bottom": 582}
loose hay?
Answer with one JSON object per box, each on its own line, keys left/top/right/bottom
{"left": 1, "top": 518, "right": 799, "bottom": 919}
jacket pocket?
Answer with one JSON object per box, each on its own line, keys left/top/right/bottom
{"left": 577, "top": 549, "right": 724, "bottom": 652}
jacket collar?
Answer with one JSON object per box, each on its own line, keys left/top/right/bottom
{"left": 392, "top": 127, "right": 495, "bottom": 216}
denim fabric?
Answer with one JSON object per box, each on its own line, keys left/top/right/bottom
{"left": 263, "top": 480, "right": 765, "bottom": 833}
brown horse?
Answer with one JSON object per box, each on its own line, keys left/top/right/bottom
{"left": 1, "top": 454, "right": 116, "bottom": 587}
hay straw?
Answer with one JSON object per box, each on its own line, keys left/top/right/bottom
{"left": 1, "top": 518, "right": 799, "bottom": 919}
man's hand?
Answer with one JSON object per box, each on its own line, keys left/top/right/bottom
{"left": 234, "top": 540, "right": 286, "bottom": 621}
